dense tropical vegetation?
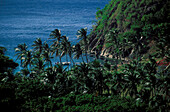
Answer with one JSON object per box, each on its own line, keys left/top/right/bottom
{"left": 89, "top": 0, "right": 169, "bottom": 60}
{"left": 0, "top": 0, "right": 169, "bottom": 111}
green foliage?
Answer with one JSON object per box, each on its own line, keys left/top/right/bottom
{"left": 0, "top": 46, "right": 18, "bottom": 74}
{"left": 49, "top": 94, "right": 145, "bottom": 112}
{"left": 0, "top": 0, "right": 169, "bottom": 111}
{"left": 1, "top": 34, "right": 170, "bottom": 112}
{"left": 89, "top": 0, "right": 169, "bottom": 60}
{"left": 76, "top": 27, "right": 89, "bottom": 63}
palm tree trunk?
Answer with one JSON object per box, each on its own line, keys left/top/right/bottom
{"left": 70, "top": 55, "right": 75, "bottom": 65}
{"left": 85, "top": 39, "right": 89, "bottom": 63}
{"left": 66, "top": 54, "right": 68, "bottom": 63}
{"left": 85, "top": 51, "right": 89, "bottom": 63}
{"left": 59, "top": 56, "right": 62, "bottom": 64}
{"left": 59, "top": 52, "right": 62, "bottom": 66}
{"left": 81, "top": 55, "right": 85, "bottom": 63}
{"left": 50, "top": 60, "right": 52, "bottom": 67}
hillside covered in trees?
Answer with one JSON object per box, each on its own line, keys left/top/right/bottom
{"left": 88, "top": 0, "right": 169, "bottom": 60}
{"left": 0, "top": 0, "right": 169, "bottom": 111}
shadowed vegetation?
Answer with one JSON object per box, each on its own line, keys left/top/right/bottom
{"left": 0, "top": 0, "right": 169, "bottom": 111}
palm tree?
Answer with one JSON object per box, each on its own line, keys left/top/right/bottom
{"left": 45, "top": 64, "right": 69, "bottom": 96}
{"left": 15, "top": 43, "right": 31, "bottom": 68}
{"left": 122, "top": 61, "right": 142, "bottom": 98}
{"left": 73, "top": 43, "right": 84, "bottom": 63}
{"left": 15, "top": 43, "right": 27, "bottom": 62}
{"left": 60, "top": 36, "right": 70, "bottom": 64}
{"left": 49, "top": 29, "right": 75, "bottom": 66}
{"left": 74, "top": 63, "right": 92, "bottom": 94}
{"left": 32, "top": 38, "right": 43, "bottom": 54}
{"left": 42, "top": 42, "right": 52, "bottom": 67}
{"left": 49, "top": 29, "right": 62, "bottom": 42}
{"left": 49, "top": 29, "right": 62, "bottom": 64}
{"left": 32, "top": 55, "right": 45, "bottom": 74}
{"left": 67, "top": 41, "right": 75, "bottom": 65}
{"left": 77, "top": 27, "right": 89, "bottom": 63}
{"left": 22, "top": 50, "right": 32, "bottom": 69}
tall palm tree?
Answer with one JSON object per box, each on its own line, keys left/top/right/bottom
{"left": 32, "top": 54, "right": 45, "bottom": 74}
{"left": 60, "top": 36, "right": 70, "bottom": 63}
{"left": 32, "top": 38, "right": 43, "bottom": 54}
{"left": 16, "top": 48, "right": 32, "bottom": 69}
{"left": 42, "top": 42, "right": 52, "bottom": 67}
{"left": 49, "top": 29, "right": 62, "bottom": 42}
{"left": 67, "top": 41, "right": 75, "bottom": 65}
{"left": 52, "top": 44, "right": 62, "bottom": 64}
{"left": 49, "top": 29, "right": 62, "bottom": 64}
{"left": 15, "top": 43, "right": 29, "bottom": 67}
{"left": 57, "top": 36, "right": 76, "bottom": 68}
{"left": 73, "top": 43, "right": 84, "bottom": 63}
{"left": 22, "top": 50, "right": 32, "bottom": 69}
{"left": 15, "top": 43, "right": 27, "bottom": 60}
{"left": 77, "top": 27, "right": 89, "bottom": 63}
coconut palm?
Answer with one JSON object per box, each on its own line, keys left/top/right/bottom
{"left": 15, "top": 43, "right": 28, "bottom": 63}
{"left": 77, "top": 27, "right": 89, "bottom": 63}
{"left": 60, "top": 36, "right": 70, "bottom": 63}
{"left": 49, "top": 29, "right": 62, "bottom": 41}
{"left": 21, "top": 50, "right": 32, "bottom": 69}
{"left": 32, "top": 56, "right": 45, "bottom": 74}
{"left": 49, "top": 29, "right": 75, "bottom": 66}
{"left": 42, "top": 42, "right": 52, "bottom": 67}
{"left": 67, "top": 41, "right": 75, "bottom": 65}
{"left": 73, "top": 43, "right": 84, "bottom": 63}
{"left": 15, "top": 43, "right": 32, "bottom": 68}
{"left": 49, "top": 29, "right": 63, "bottom": 64}
{"left": 45, "top": 64, "right": 69, "bottom": 96}
{"left": 45, "top": 64, "right": 67, "bottom": 84}
{"left": 73, "top": 63, "right": 92, "bottom": 94}
{"left": 32, "top": 38, "right": 43, "bottom": 54}
{"left": 122, "top": 61, "right": 142, "bottom": 98}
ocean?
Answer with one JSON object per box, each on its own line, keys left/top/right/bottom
{"left": 0, "top": 0, "right": 109, "bottom": 66}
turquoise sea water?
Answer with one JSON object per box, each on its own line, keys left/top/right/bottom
{"left": 0, "top": 0, "right": 109, "bottom": 67}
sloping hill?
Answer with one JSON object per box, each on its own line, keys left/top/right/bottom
{"left": 88, "top": 0, "right": 169, "bottom": 60}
